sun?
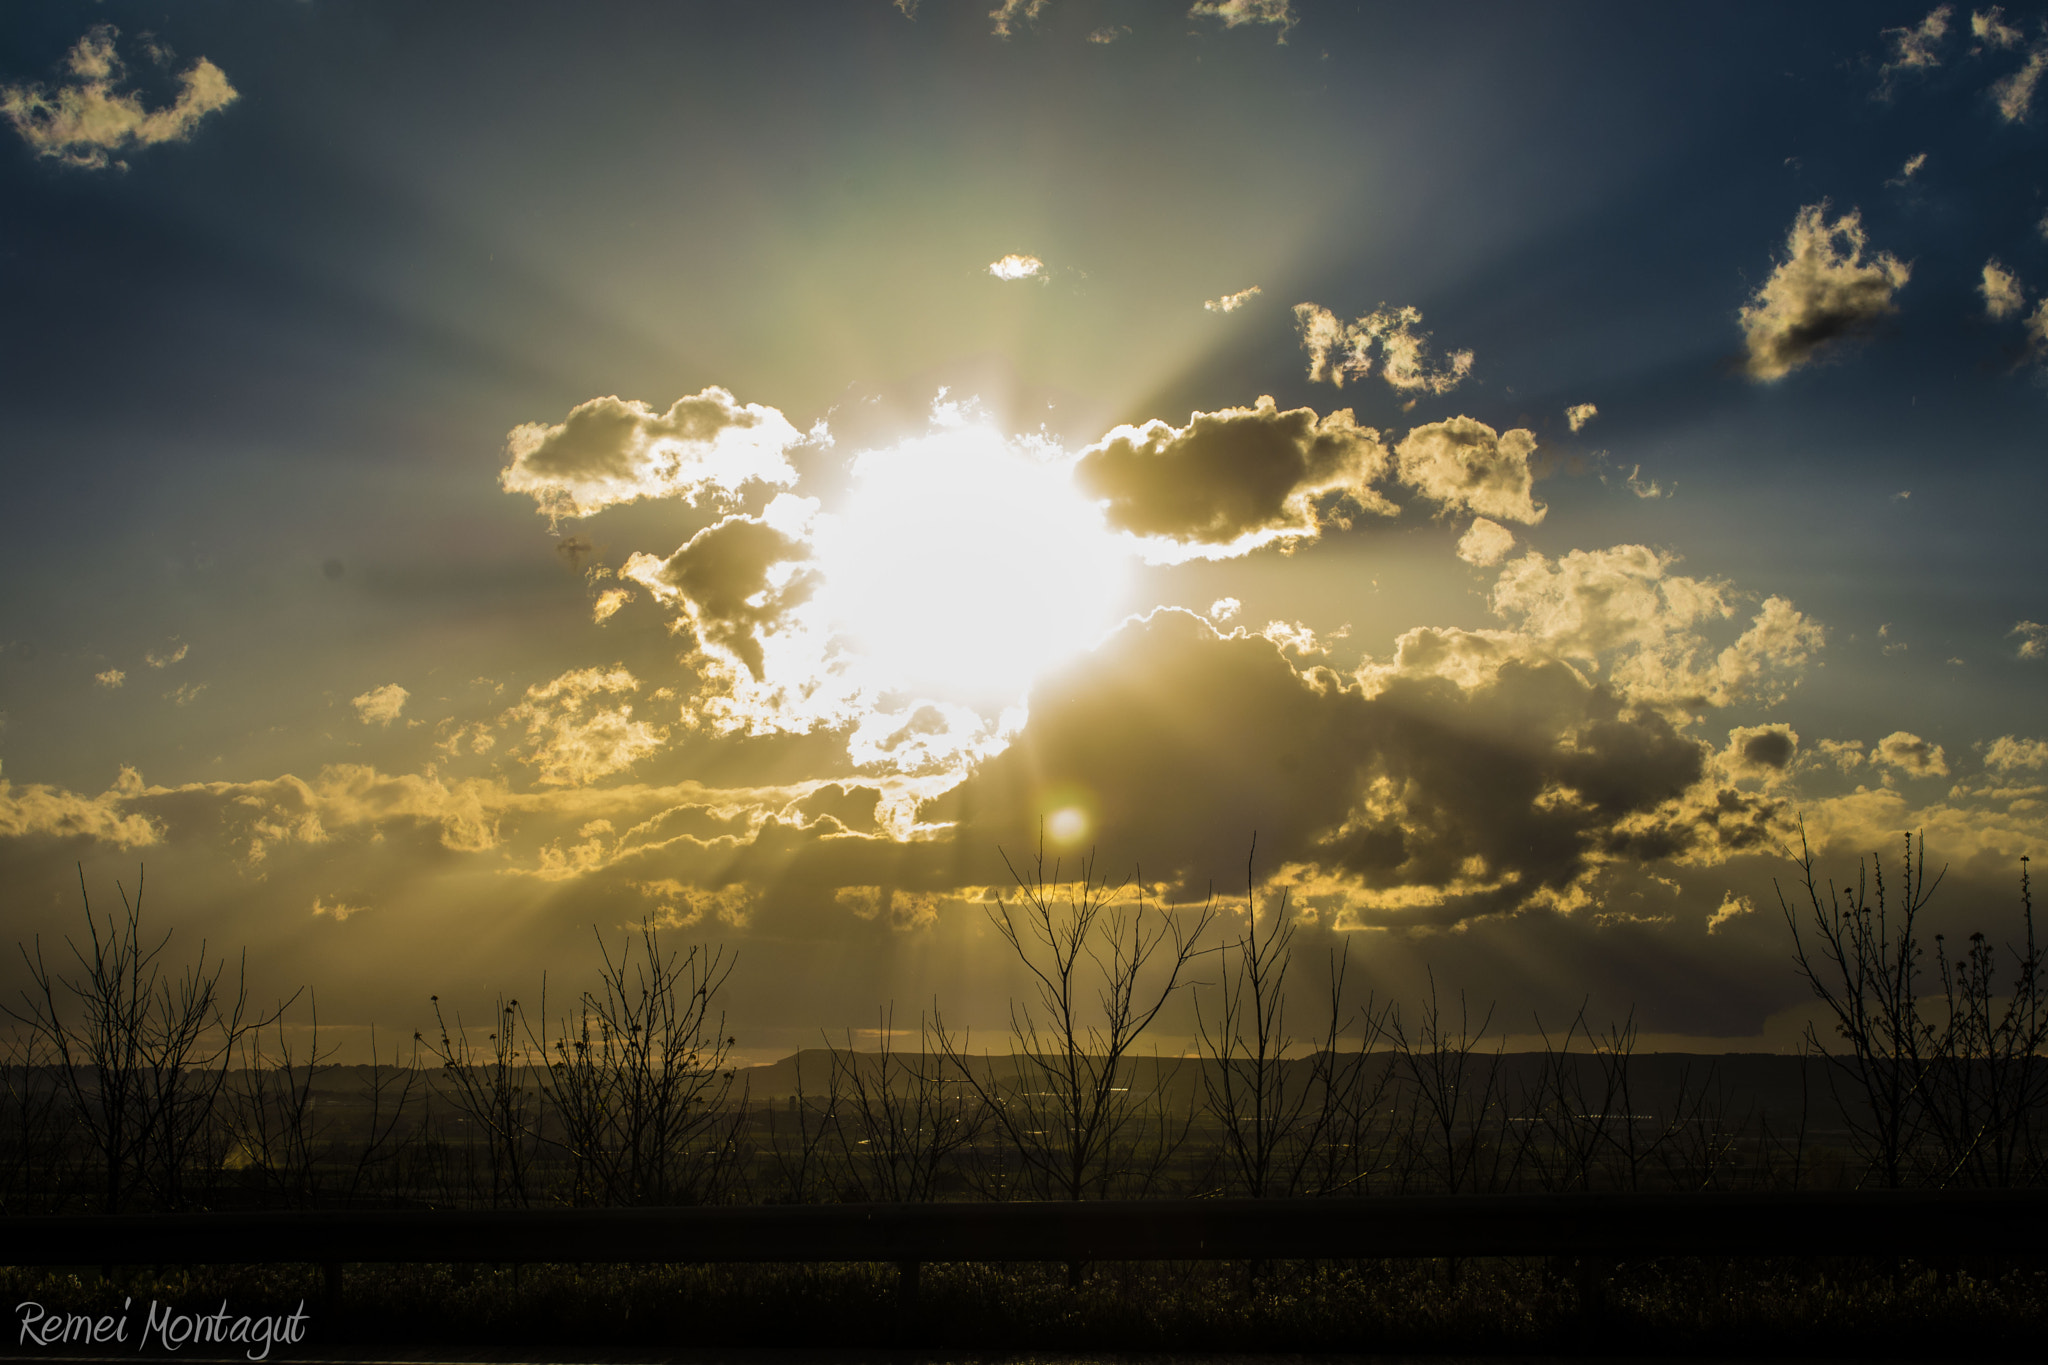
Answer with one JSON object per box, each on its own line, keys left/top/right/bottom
{"left": 811, "top": 411, "right": 1132, "bottom": 706}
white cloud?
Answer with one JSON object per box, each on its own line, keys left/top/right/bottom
{"left": 988, "top": 253, "right": 1048, "bottom": 282}
{"left": 1993, "top": 46, "right": 2048, "bottom": 121}
{"left": 1625, "top": 465, "right": 1665, "bottom": 499}
{"left": 2012, "top": 619, "right": 2047, "bottom": 658}
{"left": 1205, "top": 285, "right": 1262, "bottom": 313}
{"left": 1395, "top": 417, "right": 1545, "bottom": 524}
{"left": 95, "top": 668, "right": 124, "bottom": 689}
{"left": 311, "top": 896, "right": 366, "bottom": 922}
{"left": 145, "top": 642, "right": 188, "bottom": 669}
{"left": 0, "top": 25, "right": 237, "bottom": 170}
{"left": 1874, "top": 729, "right": 1950, "bottom": 778}
{"left": 1565, "top": 402, "right": 1598, "bottom": 432}
{"left": 1879, "top": 6, "right": 1952, "bottom": 93}
{"left": 500, "top": 387, "right": 804, "bottom": 523}
{"left": 1294, "top": 302, "right": 1474, "bottom": 395}
{"left": 1886, "top": 152, "right": 1929, "bottom": 185}
{"left": 1982, "top": 258, "right": 2025, "bottom": 318}
{"left": 1984, "top": 734, "right": 2048, "bottom": 771}
{"left": 989, "top": 0, "right": 1049, "bottom": 38}
{"left": 1208, "top": 597, "right": 1242, "bottom": 623}
{"left": 1739, "top": 205, "right": 1910, "bottom": 381}
{"left": 1456, "top": 517, "right": 1516, "bottom": 567}
{"left": 503, "top": 666, "right": 668, "bottom": 787}
{"left": 1075, "top": 394, "right": 1392, "bottom": 560}
{"left": 1706, "top": 891, "right": 1755, "bottom": 935}
{"left": 1189, "top": 1, "right": 1297, "bottom": 37}
{"left": 1973, "top": 8, "right": 2025, "bottom": 50}
{"left": 352, "top": 684, "right": 409, "bottom": 727}
{"left": 0, "top": 765, "right": 160, "bottom": 847}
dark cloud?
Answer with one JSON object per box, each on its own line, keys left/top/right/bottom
{"left": 622, "top": 515, "right": 817, "bottom": 681}
{"left": 1073, "top": 396, "right": 1390, "bottom": 558}
{"left": 501, "top": 387, "right": 802, "bottom": 522}
{"left": 924, "top": 609, "right": 1745, "bottom": 927}
{"left": 1739, "top": 205, "right": 1910, "bottom": 381}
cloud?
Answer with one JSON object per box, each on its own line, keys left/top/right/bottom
{"left": 1993, "top": 46, "right": 2048, "bottom": 121}
{"left": 1073, "top": 395, "right": 1392, "bottom": 560}
{"left": 1706, "top": 891, "right": 1755, "bottom": 935}
{"left": 1394, "top": 545, "right": 1825, "bottom": 716}
{"left": 2012, "top": 619, "right": 2047, "bottom": 658}
{"left": 0, "top": 24, "right": 237, "bottom": 170}
{"left": 503, "top": 667, "right": 668, "bottom": 787}
{"left": 622, "top": 509, "right": 819, "bottom": 681}
{"left": 1208, "top": 597, "right": 1242, "bottom": 623}
{"left": 1984, "top": 734, "right": 2048, "bottom": 771}
{"left": 1189, "top": 2, "right": 1297, "bottom": 38}
{"left": 1738, "top": 205, "right": 1910, "bottom": 381}
{"left": 145, "top": 642, "right": 188, "bottom": 669}
{"left": 1982, "top": 258, "right": 2025, "bottom": 318}
{"left": 1625, "top": 465, "right": 1665, "bottom": 499}
{"left": 1873, "top": 729, "right": 1950, "bottom": 778}
{"left": 927, "top": 609, "right": 1773, "bottom": 929}
{"left": 988, "top": 253, "right": 1047, "bottom": 282}
{"left": 500, "top": 387, "right": 804, "bottom": 523}
{"left": 1395, "top": 417, "right": 1546, "bottom": 524}
{"left": 1878, "top": 5, "right": 1952, "bottom": 94}
{"left": 1886, "top": 152, "right": 1929, "bottom": 186}
{"left": 1294, "top": 302, "right": 1474, "bottom": 395}
{"left": 1974, "top": 8, "right": 2025, "bottom": 50}
{"left": 311, "top": 896, "right": 366, "bottom": 922}
{"left": 989, "top": 0, "right": 1050, "bottom": 38}
{"left": 95, "top": 668, "right": 124, "bottom": 689}
{"left": 2026, "top": 300, "right": 2048, "bottom": 359}
{"left": 1089, "top": 26, "right": 1130, "bottom": 44}
{"left": 1814, "top": 738, "right": 1867, "bottom": 772}
{"left": 0, "top": 765, "right": 160, "bottom": 847}
{"left": 1565, "top": 403, "right": 1598, "bottom": 433}
{"left": 1205, "top": 286, "right": 1262, "bottom": 314}
{"left": 1456, "top": 517, "right": 1516, "bottom": 567}
{"left": 352, "top": 684, "right": 409, "bottom": 727}
{"left": 168, "top": 682, "right": 207, "bottom": 708}
{"left": 1718, "top": 723, "right": 1799, "bottom": 783}
{"left": 592, "top": 587, "right": 632, "bottom": 623}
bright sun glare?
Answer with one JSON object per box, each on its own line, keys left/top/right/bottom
{"left": 812, "top": 412, "right": 1131, "bottom": 706}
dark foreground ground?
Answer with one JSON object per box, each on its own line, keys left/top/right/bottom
{"left": 3, "top": 1258, "right": 2045, "bottom": 1360}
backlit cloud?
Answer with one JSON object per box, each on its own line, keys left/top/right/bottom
{"left": 1739, "top": 205, "right": 1910, "bottom": 381}
{"left": 500, "top": 387, "right": 804, "bottom": 523}
{"left": 1395, "top": 417, "right": 1546, "bottom": 524}
{"left": 94, "top": 668, "right": 124, "bottom": 689}
{"left": 1993, "top": 46, "right": 2048, "bottom": 121}
{"left": 1294, "top": 302, "right": 1474, "bottom": 394}
{"left": 987, "top": 253, "right": 1047, "bottom": 282}
{"left": 1189, "top": 2, "right": 1297, "bottom": 38}
{"left": 2012, "top": 619, "right": 2047, "bottom": 658}
{"left": 1973, "top": 8, "right": 2025, "bottom": 50}
{"left": 1878, "top": 6, "right": 1952, "bottom": 94}
{"left": 989, "top": 0, "right": 1049, "bottom": 38}
{"left": 1565, "top": 403, "right": 1598, "bottom": 432}
{"left": 1456, "top": 517, "right": 1516, "bottom": 567}
{"left": 351, "top": 684, "right": 409, "bottom": 727}
{"left": 145, "top": 642, "right": 188, "bottom": 669}
{"left": 1074, "top": 395, "right": 1391, "bottom": 561}
{"left": 0, "top": 25, "right": 237, "bottom": 170}
{"left": 0, "top": 766, "right": 160, "bottom": 847}
{"left": 1982, "top": 258, "right": 2025, "bottom": 318}
{"left": 1205, "top": 286, "right": 1262, "bottom": 313}
{"left": 1984, "top": 734, "right": 2048, "bottom": 771}
{"left": 622, "top": 510, "right": 818, "bottom": 682}
{"left": 1873, "top": 729, "right": 1949, "bottom": 778}
{"left": 503, "top": 666, "right": 668, "bottom": 787}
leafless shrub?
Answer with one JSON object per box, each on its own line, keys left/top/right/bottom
{"left": 829, "top": 1006, "right": 985, "bottom": 1201}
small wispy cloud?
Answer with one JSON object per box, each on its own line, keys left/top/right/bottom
{"left": 1565, "top": 402, "right": 1598, "bottom": 432}
{"left": 988, "top": 252, "right": 1048, "bottom": 282}
{"left": 94, "top": 668, "right": 124, "bottom": 690}
{"left": 1878, "top": 5, "right": 1952, "bottom": 96}
{"left": 1982, "top": 258, "right": 2025, "bottom": 318}
{"left": 145, "top": 642, "right": 188, "bottom": 669}
{"left": 1205, "top": 285, "right": 1262, "bottom": 314}
{"left": 352, "top": 683, "right": 410, "bottom": 726}
{"left": 2012, "top": 619, "right": 2047, "bottom": 659}
{"left": 1886, "top": 151, "right": 1929, "bottom": 185}
{"left": 0, "top": 24, "right": 237, "bottom": 170}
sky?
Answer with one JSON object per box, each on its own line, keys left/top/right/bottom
{"left": 2, "top": 0, "right": 2045, "bottom": 1062}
